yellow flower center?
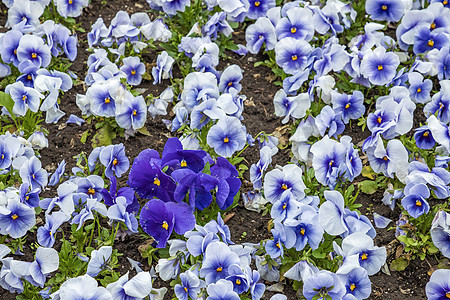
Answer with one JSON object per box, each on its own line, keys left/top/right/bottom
{"left": 133, "top": 110, "right": 137, "bottom": 116}
{"left": 377, "top": 65, "right": 383, "bottom": 71}
{"left": 423, "top": 131, "right": 429, "bottom": 137}
{"left": 416, "top": 200, "right": 422, "bottom": 206}
{"left": 162, "top": 221, "right": 169, "bottom": 230}
{"left": 417, "top": 88, "right": 422, "bottom": 93}
{"left": 32, "top": 174, "right": 35, "bottom": 179}
{"left": 440, "top": 103, "right": 444, "bottom": 109}
{"left": 291, "top": 27, "right": 297, "bottom": 34}
{"left": 113, "top": 158, "right": 118, "bottom": 166}
{"left": 276, "top": 242, "right": 280, "bottom": 248}
{"left": 88, "top": 187, "right": 95, "bottom": 195}
{"left": 31, "top": 53, "right": 37, "bottom": 59}
{"left": 228, "top": 81, "right": 233, "bottom": 86}
{"left": 27, "top": 75, "right": 32, "bottom": 80}
{"left": 216, "top": 266, "right": 223, "bottom": 272}
{"left": 25, "top": 195, "right": 29, "bottom": 201}
{"left": 282, "top": 203, "right": 287, "bottom": 210}
{"left": 180, "top": 160, "right": 187, "bottom": 167}
{"left": 259, "top": 35, "right": 263, "bottom": 39}
{"left": 383, "top": 156, "right": 388, "bottom": 161}
{"left": 350, "top": 284, "right": 356, "bottom": 291}
{"left": 223, "top": 137, "right": 229, "bottom": 143}
{"left": 281, "top": 184, "right": 288, "bottom": 190}
{"left": 12, "top": 214, "right": 19, "bottom": 220}
{"left": 254, "top": 1, "right": 260, "bottom": 6}
{"left": 154, "top": 177, "right": 160, "bottom": 186}
{"left": 446, "top": 292, "right": 450, "bottom": 298}
{"left": 444, "top": 0, "right": 448, "bottom": 5}
{"left": 300, "top": 228, "right": 305, "bottom": 235}
{"left": 14, "top": 49, "right": 17, "bottom": 55}
{"left": 291, "top": 55, "right": 298, "bottom": 61}
{"left": 69, "top": 0, "right": 73, "bottom": 3}
{"left": 184, "top": 287, "right": 188, "bottom": 292}
{"left": 105, "top": 97, "right": 111, "bottom": 104}
{"left": 361, "top": 253, "right": 368, "bottom": 260}
{"left": 1, "top": 154, "right": 3, "bottom": 160}
{"left": 381, "top": 5, "right": 387, "bottom": 10}
{"left": 22, "top": 95, "right": 27, "bottom": 101}
{"left": 431, "top": 22, "right": 436, "bottom": 30}
{"left": 345, "top": 103, "right": 350, "bottom": 109}
{"left": 131, "top": 70, "right": 136, "bottom": 75}
{"left": 49, "top": 230, "right": 52, "bottom": 236}
{"left": 377, "top": 117, "right": 382, "bottom": 124}
{"left": 236, "top": 279, "right": 241, "bottom": 285}
{"left": 329, "top": 160, "right": 333, "bottom": 167}
{"left": 428, "top": 40, "right": 434, "bottom": 47}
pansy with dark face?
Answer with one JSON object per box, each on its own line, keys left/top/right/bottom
{"left": 200, "top": 241, "right": 241, "bottom": 284}
{"left": 275, "top": 37, "right": 312, "bottom": 75}
{"left": 247, "top": 0, "right": 275, "bottom": 20}
{"left": 207, "top": 116, "right": 247, "bottom": 158}
{"left": 115, "top": 95, "right": 147, "bottom": 130}
{"left": 128, "top": 153, "right": 176, "bottom": 202}
{"left": 0, "top": 30, "right": 22, "bottom": 66}
{"left": 263, "top": 164, "right": 306, "bottom": 203}
{"left": 245, "top": 17, "right": 277, "bottom": 54}
{"left": 425, "top": 269, "right": 450, "bottom": 300}
{"left": 6, "top": 0, "right": 44, "bottom": 30}
{"left": 365, "top": 0, "right": 405, "bottom": 22}
{"left": 55, "top": 0, "right": 89, "bottom": 18}
{"left": 360, "top": 47, "right": 400, "bottom": 86}
{"left": 99, "top": 144, "right": 130, "bottom": 178}
{"left": 275, "top": 7, "right": 314, "bottom": 41}
{"left": 332, "top": 90, "right": 365, "bottom": 124}
{"left": 341, "top": 232, "right": 387, "bottom": 276}
{"left": 16, "top": 35, "right": 51, "bottom": 69}
{"left": 302, "top": 270, "right": 346, "bottom": 300}
{"left": 401, "top": 183, "right": 431, "bottom": 218}
{"left": 139, "top": 199, "right": 195, "bottom": 248}
{"left": 0, "top": 199, "right": 36, "bottom": 239}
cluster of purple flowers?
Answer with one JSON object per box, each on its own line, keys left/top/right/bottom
{"left": 129, "top": 137, "right": 241, "bottom": 247}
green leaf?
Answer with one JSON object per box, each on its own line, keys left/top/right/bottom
{"left": 390, "top": 257, "right": 409, "bottom": 271}
{"left": 0, "top": 91, "right": 16, "bottom": 120}
{"left": 91, "top": 126, "right": 114, "bottom": 148}
{"left": 358, "top": 180, "right": 378, "bottom": 195}
{"left": 361, "top": 165, "right": 376, "bottom": 179}
{"left": 80, "top": 130, "right": 90, "bottom": 144}
{"left": 137, "top": 126, "right": 151, "bottom": 136}
{"left": 312, "top": 248, "right": 326, "bottom": 259}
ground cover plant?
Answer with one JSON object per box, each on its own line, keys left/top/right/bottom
{"left": 0, "top": 0, "right": 450, "bottom": 299}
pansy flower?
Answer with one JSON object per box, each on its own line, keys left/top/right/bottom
{"left": 99, "top": 144, "right": 130, "bottom": 178}
{"left": 275, "top": 37, "right": 312, "bottom": 75}
{"left": 401, "top": 183, "right": 430, "bottom": 218}
{"left": 56, "top": 0, "right": 89, "bottom": 18}
{"left": 120, "top": 56, "right": 145, "bottom": 86}
{"left": 139, "top": 199, "right": 195, "bottom": 248}
{"left": 263, "top": 164, "right": 306, "bottom": 203}
{"left": 365, "top": 0, "right": 405, "bottom": 22}
{"left": 360, "top": 47, "right": 400, "bottom": 86}
{"left": 245, "top": 17, "right": 277, "bottom": 54}
{"left": 275, "top": 7, "right": 314, "bottom": 41}
{"left": 16, "top": 35, "right": 51, "bottom": 69}
{"left": 0, "top": 199, "right": 36, "bottom": 239}
{"left": 200, "top": 242, "right": 241, "bottom": 284}
{"left": 207, "top": 116, "right": 247, "bottom": 158}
